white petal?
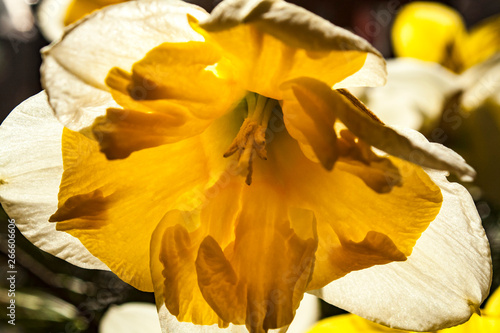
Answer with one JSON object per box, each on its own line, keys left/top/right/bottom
{"left": 156, "top": 294, "right": 320, "bottom": 333}
{"left": 310, "top": 130, "right": 491, "bottom": 331}
{"left": 201, "top": 0, "right": 386, "bottom": 88}
{"left": 37, "top": 0, "right": 72, "bottom": 42}
{"left": 0, "top": 91, "right": 108, "bottom": 270}
{"left": 356, "top": 58, "right": 460, "bottom": 131}
{"left": 99, "top": 303, "right": 161, "bottom": 333}
{"left": 41, "top": 0, "right": 209, "bottom": 130}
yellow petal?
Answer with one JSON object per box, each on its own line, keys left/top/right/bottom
{"left": 462, "top": 13, "right": 500, "bottom": 69}
{"left": 150, "top": 176, "right": 244, "bottom": 327}
{"left": 63, "top": 0, "right": 125, "bottom": 26}
{"left": 192, "top": 0, "right": 385, "bottom": 100}
{"left": 335, "top": 129, "right": 403, "bottom": 193}
{"left": 281, "top": 87, "right": 338, "bottom": 170}
{"left": 92, "top": 108, "right": 189, "bottom": 159}
{"left": 151, "top": 171, "right": 318, "bottom": 332}
{"left": 485, "top": 288, "right": 500, "bottom": 316}
{"left": 392, "top": 2, "right": 466, "bottom": 72}
{"left": 94, "top": 41, "right": 245, "bottom": 158}
{"left": 50, "top": 107, "right": 241, "bottom": 291}
{"left": 285, "top": 77, "right": 476, "bottom": 181}
{"left": 443, "top": 313, "right": 500, "bottom": 333}
{"left": 155, "top": 223, "right": 225, "bottom": 326}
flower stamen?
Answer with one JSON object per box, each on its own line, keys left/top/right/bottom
{"left": 224, "top": 93, "right": 277, "bottom": 185}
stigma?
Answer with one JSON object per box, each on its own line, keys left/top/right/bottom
{"left": 224, "top": 93, "right": 278, "bottom": 185}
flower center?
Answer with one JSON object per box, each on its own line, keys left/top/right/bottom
{"left": 224, "top": 93, "right": 278, "bottom": 185}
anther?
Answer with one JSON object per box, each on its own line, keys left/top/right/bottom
{"left": 223, "top": 94, "right": 277, "bottom": 185}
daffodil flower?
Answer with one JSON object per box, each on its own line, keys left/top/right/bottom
{"left": 0, "top": 0, "right": 492, "bottom": 332}
{"left": 307, "top": 285, "right": 500, "bottom": 333}
{"left": 392, "top": 1, "right": 500, "bottom": 73}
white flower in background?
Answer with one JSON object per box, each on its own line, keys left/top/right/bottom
{"left": 355, "top": 1, "right": 500, "bottom": 206}
{"left": 99, "top": 303, "right": 162, "bottom": 333}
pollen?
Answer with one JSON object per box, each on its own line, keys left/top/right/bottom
{"left": 223, "top": 93, "right": 277, "bottom": 185}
